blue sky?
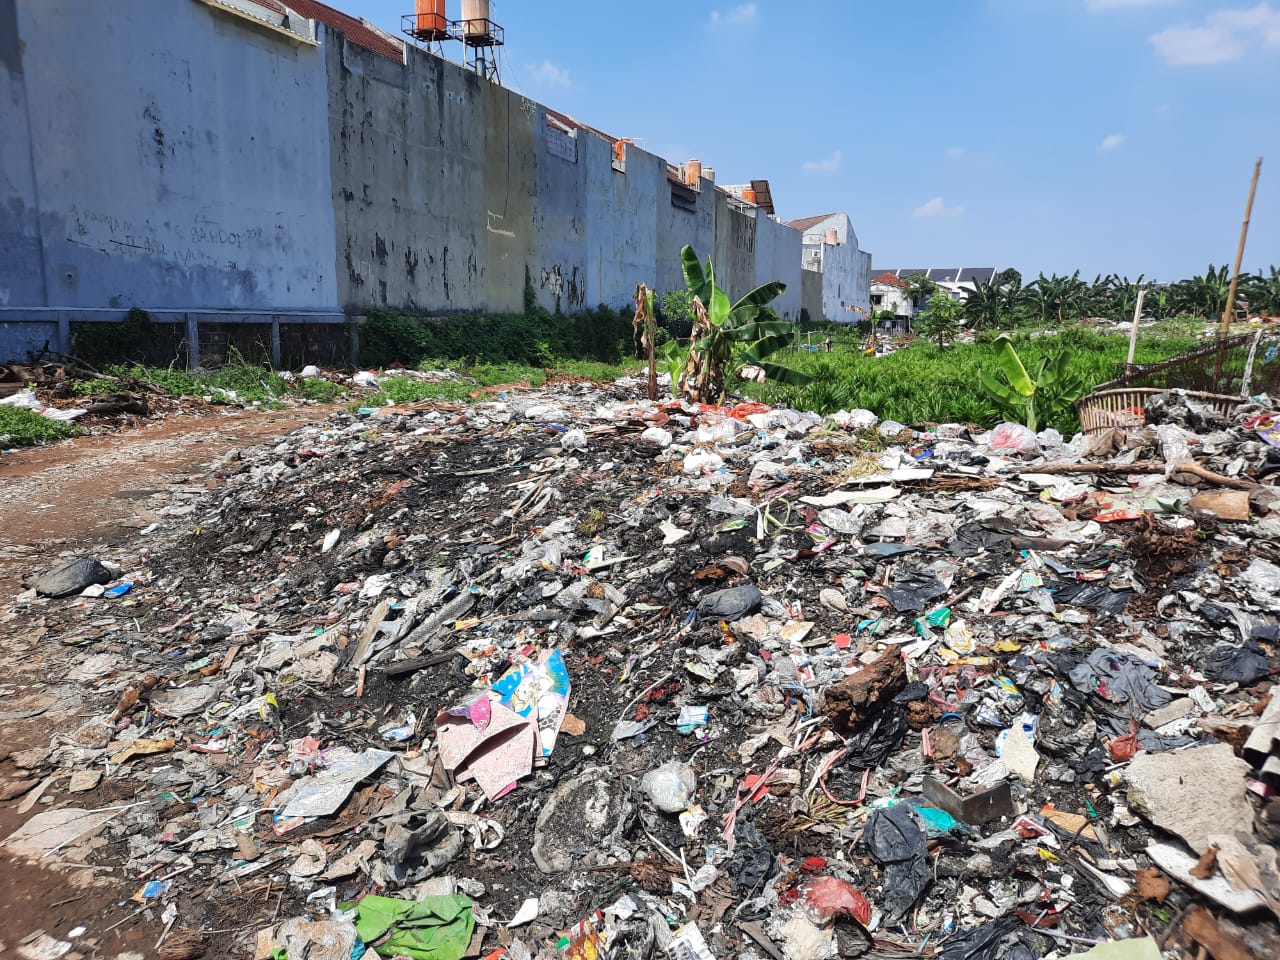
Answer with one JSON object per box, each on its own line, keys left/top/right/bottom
{"left": 342, "top": 0, "right": 1277, "bottom": 281}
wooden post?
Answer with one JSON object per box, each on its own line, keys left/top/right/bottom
{"left": 1126, "top": 288, "right": 1146, "bottom": 369}
{"left": 1220, "top": 157, "right": 1262, "bottom": 337}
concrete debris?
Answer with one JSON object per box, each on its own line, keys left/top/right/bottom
{"left": 1124, "top": 743, "right": 1254, "bottom": 854}
{"left": 6, "top": 381, "right": 1280, "bottom": 959}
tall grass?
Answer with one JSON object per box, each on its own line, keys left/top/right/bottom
{"left": 743, "top": 328, "right": 1199, "bottom": 434}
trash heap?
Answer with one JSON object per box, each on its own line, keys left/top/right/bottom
{"left": 6, "top": 382, "right": 1280, "bottom": 960}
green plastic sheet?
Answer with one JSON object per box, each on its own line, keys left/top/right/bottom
{"left": 351, "top": 894, "right": 475, "bottom": 960}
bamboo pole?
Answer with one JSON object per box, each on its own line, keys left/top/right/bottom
{"left": 1221, "top": 158, "right": 1263, "bottom": 337}
{"left": 1126, "top": 288, "right": 1147, "bottom": 368}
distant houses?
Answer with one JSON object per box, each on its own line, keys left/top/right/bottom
{"left": 783, "top": 213, "right": 873, "bottom": 324}
{"left": 870, "top": 267, "right": 999, "bottom": 328}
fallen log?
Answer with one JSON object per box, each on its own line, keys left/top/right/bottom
{"left": 1029, "top": 460, "right": 1259, "bottom": 491}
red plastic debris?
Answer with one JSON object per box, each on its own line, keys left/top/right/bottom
{"left": 1109, "top": 732, "right": 1140, "bottom": 761}
{"left": 801, "top": 877, "right": 872, "bottom": 926}
{"left": 800, "top": 856, "right": 827, "bottom": 874}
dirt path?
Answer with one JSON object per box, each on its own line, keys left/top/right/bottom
{"left": 0, "top": 406, "right": 330, "bottom": 958}
{"left": 0, "top": 407, "right": 330, "bottom": 595}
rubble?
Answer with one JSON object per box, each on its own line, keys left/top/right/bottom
{"left": 4, "top": 379, "right": 1280, "bottom": 959}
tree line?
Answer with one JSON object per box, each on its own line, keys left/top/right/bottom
{"left": 902, "top": 265, "right": 1280, "bottom": 331}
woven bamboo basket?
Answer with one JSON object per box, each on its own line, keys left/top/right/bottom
{"left": 1075, "top": 388, "right": 1243, "bottom": 434}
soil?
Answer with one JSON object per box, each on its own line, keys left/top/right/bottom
{"left": 0, "top": 406, "right": 331, "bottom": 958}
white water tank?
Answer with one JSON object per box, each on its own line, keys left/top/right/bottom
{"left": 462, "top": 0, "right": 491, "bottom": 38}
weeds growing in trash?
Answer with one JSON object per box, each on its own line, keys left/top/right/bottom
{"left": 0, "top": 404, "right": 81, "bottom": 446}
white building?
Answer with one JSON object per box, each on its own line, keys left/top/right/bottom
{"left": 783, "top": 213, "right": 872, "bottom": 323}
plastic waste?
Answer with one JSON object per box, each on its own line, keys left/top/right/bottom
{"left": 1204, "top": 641, "right": 1272, "bottom": 684}
{"left": 696, "top": 584, "right": 762, "bottom": 622}
{"left": 863, "top": 803, "right": 931, "bottom": 922}
{"left": 350, "top": 894, "right": 475, "bottom": 960}
{"left": 987, "top": 422, "right": 1039, "bottom": 456}
{"left": 800, "top": 877, "right": 872, "bottom": 926}
{"left": 641, "top": 760, "right": 697, "bottom": 813}
{"left": 683, "top": 449, "right": 726, "bottom": 474}
{"left": 560, "top": 428, "right": 588, "bottom": 451}
{"left": 352, "top": 370, "right": 380, "bottom": 387}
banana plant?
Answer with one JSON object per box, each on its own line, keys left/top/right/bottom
{"left": 978, "top": 334, "right": 1086, "bottom": 432}
{"left": 669, "top": 245, "right": 811, "bottom": 403}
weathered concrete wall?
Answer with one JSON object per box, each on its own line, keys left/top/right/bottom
{"left": 583, "top": 138, "right": 659, "bottom": 311}
{"left": 0, "top": 0, "right": 43, "bottom": 310}
{"left": 655, "top": 179, "right": 715, "bottom": 299}
{"left": 0, "top": 0, "right": 338, "bottom": 314}
{"left": 533, "top": 122, "right": 589, "bottom": 313}
{"left": 2, "top": 2, "right": 851, "bottom": 362}
{"left": 328, "top": 38, "right": 527, "bottom": 313}
{"left": 801, "top": 269, "right": 825, "bottom": 323}
{"left": 754, "top": 216, "right": 802, "bottom": 320}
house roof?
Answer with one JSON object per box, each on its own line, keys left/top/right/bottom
{"left": 783, "top": 213, "right": 838, "bottom": 233}
{"left": 876, "top": 267, "right": 998, "bottom": 284}
{"left": 285, "top": 0, "right": 404, "bottom": 61}
{"left": 871, "top": 273, "right": 907, "bottom": 288}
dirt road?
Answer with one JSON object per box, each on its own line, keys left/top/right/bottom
{"left": 0, "top": 407, "right": 326, "bottom": 957}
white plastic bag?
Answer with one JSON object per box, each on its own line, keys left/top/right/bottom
{"left": 0, "top": 388, "right": 43, "bottom": 412}
{"left": 988, "top": 422, "right": 1040, "bottom": 456}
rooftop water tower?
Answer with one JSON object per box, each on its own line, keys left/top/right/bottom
{"left": 401, "top": 0, "right": 504, "bottom": 80}
{"left": 460, "top": 0, "right": 504, "bottom": 81}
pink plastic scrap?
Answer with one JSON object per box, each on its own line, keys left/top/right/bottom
{"left": 801, "top": 877, "right": 872, "bottom": 926}
{"left": 437, "top": 697, "right": 536, "bottom": 800}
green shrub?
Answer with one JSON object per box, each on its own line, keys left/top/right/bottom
{"left": 0, "top": 406, "right": 79, "bottom": 446}
{"left": 360, "top": 305, "right": 630, "bottom": 369}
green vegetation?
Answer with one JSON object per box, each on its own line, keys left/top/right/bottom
{"left": 978, "top": 334, "right": 1087, "bottom": 431}
{"left": 0, "top": 406, "right": 79, "bottom": 447}
{"left": 960, "top": 263, "right": 1280, "bottom": 330}
{"left": 744, "top": 327, "right": 1198, "bottom": 435}
{"left": 359, "top": 303, "right": 632, "bottom": 370}
{"left": 661, "top": 245, "right": 810, "bottom": 402}
{"left": 916, "top": 292, "right": 963, "bottom": 348}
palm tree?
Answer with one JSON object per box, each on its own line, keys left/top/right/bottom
{"left": 962, "top": 277, "right": 1005, "bottom": 330}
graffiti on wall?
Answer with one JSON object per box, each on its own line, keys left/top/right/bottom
{"left": 540, "top": 264, "right": 584, "bottom": 310}
{"left": 65, "top": 205, "right": 283, "bottom": 272}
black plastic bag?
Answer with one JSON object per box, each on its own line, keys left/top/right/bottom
{"left": 1205, "top": 641, "right": 1272, "bottom": 684}
{"left": 882, "top": 568, "right": 947, "bottom": 613}
{"left": 844, "top": 705, "right": 909, "bottom": 769}
{"left": 863, "top": 803, "right": 931, "bottom": 922}
{"left": 728, "top": 820, "right": 778, "bottom": 896}
{"left": 937, "top": 917, "right": 1022, "bottom": 960}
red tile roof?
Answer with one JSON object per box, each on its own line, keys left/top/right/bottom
{"left": 784, "top": 213, "right": 838, "bottom": 233}
{"left": 286, "top": 0, "right": 404, "bottom": 62}
{"left": 871, "top": 272, "right": 907, "bottom": 288}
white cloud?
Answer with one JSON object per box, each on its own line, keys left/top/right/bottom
{"left": 1099, "top": 133, "right": 1126, "bottom": 151}
{"left": 1150, "top": 4, "right": 1280, "bottom": 65}
{"left": 528, "top": 60, "right": 572, "bottom": 88}
{"left": 913, "top": 197, "right": 965, "bottom": 219}
{"left": 802, "top": 149, "right": 842, "bottom": 174}
{"left": 945, "top": 146, "right": 966, "bottom": 158}
{"left": 1086, "top": 0, "right": 1172, "bottom": 10}
{"left": 710, "top": 3, "right": 758, "bottom": 27}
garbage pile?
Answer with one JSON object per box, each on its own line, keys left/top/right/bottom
{"left": 5, "top": 382, "right": 1280, "bottom": 960}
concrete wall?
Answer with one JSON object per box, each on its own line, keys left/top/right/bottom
{"left": 801, "top": 269, "right": 825, "bottom": 323}
{"left": 0, "top": 0, "right": 338, "bottom": 316}
{"left": 754, "top": 215, "right": 802, "bottom": 320}
{"left": 1, "top": 1, "right": 840, "bottom": 360}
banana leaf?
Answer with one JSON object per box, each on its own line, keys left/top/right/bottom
{"left": 993, "top": 335, "right": 1035, "bottom": 396}
{"left": 757, "top": 360, "right": 813, "bottom": 386}
{"left": 738, "top": 333, "right": 794, "bottom": 361}
{"left": 727, "top": 320, "right": 796, "bottom": 342}
{"left": 680, "top": 246, "right": 708, "bottom": 302}
{"left": 732, "top": 281, "right": 787, "bottom": 311}
{"left": 978, "top": 369, "right": 1026, "bottom": 406}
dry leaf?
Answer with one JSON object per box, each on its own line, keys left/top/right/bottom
{"left": 559, "top": 713, "right": 587, "bottom": 737}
